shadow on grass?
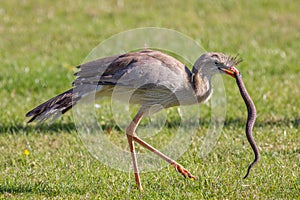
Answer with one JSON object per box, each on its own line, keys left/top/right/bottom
{"left": 0, "top": 184, "right": 35, "bottom": 195}
{"left": 0, "top": 122, "right": 76, "bottom": 135}
{"left": 0, "top": 121, "right": 123, "bottom": 135}
{"left": 1, "top": 117, "right": 298, "bottom": 135}
{"left": 224, "top": 117, "right": 300, "bottom": 128}
{"left": 0, "top": 183, "right": 82, "bottom": 197}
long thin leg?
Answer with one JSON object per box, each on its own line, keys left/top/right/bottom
{"left": 126, "top": 109, "right": 144, "bottom": 190}
{"left": 127, "top": 108, "right": 196, "bottom": 190}
{"left": 132, "top": 135, "right": 197, "bottom": 180}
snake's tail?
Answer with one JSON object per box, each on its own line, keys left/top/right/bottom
{"left": 243, "top": 157, "right": 259, "bottom": 179}
{"left": 244, "top": 129, "right": 260, "bottom": 178}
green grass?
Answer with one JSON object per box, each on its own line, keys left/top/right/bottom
{"left": 1, "top": 0, "right": 299, "bottom": 199}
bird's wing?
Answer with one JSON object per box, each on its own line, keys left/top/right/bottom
{"left": 73, "top": 49, "right": 191, "bottom": 88}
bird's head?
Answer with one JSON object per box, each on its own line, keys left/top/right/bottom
{"left": 193, "top": 52, "right": 242, "bottom": 78}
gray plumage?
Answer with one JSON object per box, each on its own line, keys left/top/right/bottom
{"left": 26, "top": 49, "right": 239, "bottom": 123}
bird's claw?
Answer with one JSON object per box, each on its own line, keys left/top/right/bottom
{"left": 172, "top": 163, "right": 197, "bottom": 180}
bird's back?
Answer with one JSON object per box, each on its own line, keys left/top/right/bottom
{"left": 74, "top": 49, "right": 190, "bottom": 87}
{"left": 74, "top": 49, "right": 196, "bottom": 109}
{"left": 26, "top": 49, "right": 199, "bottom": 122}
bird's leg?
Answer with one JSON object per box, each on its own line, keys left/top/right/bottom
{"left": 126, "top": 110, "right": 144, "bottom": 190}
{"left": 132, "top": 135, "right": 197, "bottom": 180}
{"left": 127, "top": 108, "right": 197, "bottom": 190}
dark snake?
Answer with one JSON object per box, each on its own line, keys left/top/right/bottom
{"left": 235, "top": 73, "right": 260, "bottom": 178}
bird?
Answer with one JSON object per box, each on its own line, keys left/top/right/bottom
{"left": 26, "top": 49, "right": 241, "bottom": 190}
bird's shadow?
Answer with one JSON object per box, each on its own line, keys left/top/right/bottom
{"left": 0, "top": 184, "right": 35, "bottom": 196}
{"left": 0, "top": 183, "right": 82, "bottom": 197}
{"left": 0, "top": 122, "right": 76, "bottom": 135}
{"left": 224, "top": 117, "right": 300, "bottom": 128}
{"left": 0, "top": 117, "right": 298, "bottom": 135}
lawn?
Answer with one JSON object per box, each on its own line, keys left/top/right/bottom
{"left": 0, "top": 0, "right": 299, "bottom": 199}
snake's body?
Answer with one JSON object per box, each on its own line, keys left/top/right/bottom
{"left": 235, "top": 73, "right": 259, "bottom": 178}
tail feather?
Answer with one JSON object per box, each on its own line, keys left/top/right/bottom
{"left": 26, "top": 89, "right": 74, "bottom": 123}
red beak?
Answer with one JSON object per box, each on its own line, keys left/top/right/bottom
{"left": 219, "top": 67, "right": 240, "bottom": 78}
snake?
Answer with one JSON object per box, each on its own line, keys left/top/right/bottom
{"left": 234, "top": 72, "right": 260, "bottom": 178}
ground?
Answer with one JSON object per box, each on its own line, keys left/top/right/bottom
{"left": 0, "top": 0, "right": 299, "bottom": 199}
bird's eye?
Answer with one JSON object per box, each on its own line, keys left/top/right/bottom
{"left": 214, "top": 61, "right": 220, "bottom": 65}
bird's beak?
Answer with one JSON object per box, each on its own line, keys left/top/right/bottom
{"left": 219, "top": 66, "right": 240, "bottom": 78}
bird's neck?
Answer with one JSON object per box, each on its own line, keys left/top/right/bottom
{"left": 192, "top": 72, "right": 212, "bottom": 102}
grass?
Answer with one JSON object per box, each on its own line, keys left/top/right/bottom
{"left": 0, "top": 0, "right": 299, "bottom": 199}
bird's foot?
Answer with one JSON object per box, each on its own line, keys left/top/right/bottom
{"left": 172, "top": 163, "right": 197, "bottom": 180}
